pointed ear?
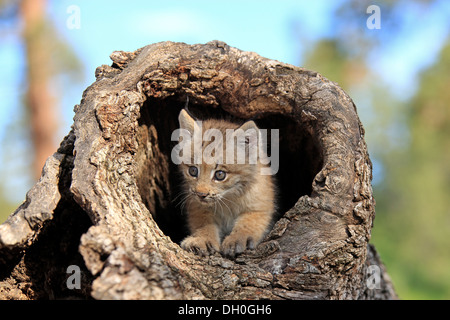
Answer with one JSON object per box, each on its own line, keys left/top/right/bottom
{"left": 238, "top": 120, "right": 259, "bottom": 132}
{"left": 235, "top": 120, "right": 259, "bottom": 148}
{"left": 178, "top": 109, "right": 198, "bottom": 134}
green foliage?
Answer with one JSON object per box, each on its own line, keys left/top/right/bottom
{"left": 372, "top": 41, "right": 450, "bottom": 299}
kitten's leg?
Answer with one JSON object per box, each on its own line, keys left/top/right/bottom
{"left": 181, "top": 210, "right": 220, "bottom": 256}
{"left": 221, "top": 211, "right": 272, "bottom": 258}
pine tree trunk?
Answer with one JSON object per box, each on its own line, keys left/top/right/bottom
{"left": 0, "top": 41, "right": 397, "bottom": 300}
{"left": 20, "top": 0, "right": 58, "bottom": 179}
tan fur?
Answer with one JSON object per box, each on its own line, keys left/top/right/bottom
{"left": 176, "top": 109, "right": 276, "bottom": 257}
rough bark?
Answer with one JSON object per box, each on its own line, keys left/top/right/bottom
{"left": 0, "top": 41, "right": 397, "bottom": 300}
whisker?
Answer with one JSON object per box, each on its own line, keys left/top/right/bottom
{"left": 173, "top": 190, "right": 191, "bottom": 208}
{"left": 213, "top": 199, "right": 217, "bottom": 216}
{"left": 177, "top": 196, "right": 190, "bottom": 210}
{"left": 179, "top": 193, "right": 193, "bottom": 213}
{"left": 220, "top": 196, "right": 236, "bottom": 208}
{"left": 171, "top": 190, "right": 189, "bottom": 204}
{"left": 217, "top": 196, "right": 232, "bottom": 216}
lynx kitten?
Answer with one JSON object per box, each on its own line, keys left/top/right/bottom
{"left": 176, "top": 109, "right": 277, "bottom": 258}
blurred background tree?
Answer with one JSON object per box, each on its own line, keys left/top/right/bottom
{"left": 0, "top": 0, "right": 448, "bottom": 299}
{"left": 0, "top": 0, "right": 82, "bottom": 220}
{"left": 20, "top": 0, "right": 58, "bottom": 179}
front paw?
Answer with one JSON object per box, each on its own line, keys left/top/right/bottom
{"left": 181, "top": 236, "right": 219, "bottom": 256}
{"left": 221, "top": 234, "right": 255, "bottom": 258}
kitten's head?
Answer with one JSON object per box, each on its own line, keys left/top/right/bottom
{"left": 175, "top": 109, "right": 261, "bottom": 209}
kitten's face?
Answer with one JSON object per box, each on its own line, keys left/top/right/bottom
{"left": 180, "top": 162, "right": 256, "bottom": 209}
{"left": 176, "top": 109, "right": 259, "bottom": 210}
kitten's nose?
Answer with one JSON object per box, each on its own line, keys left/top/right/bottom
{"left": 196, "top": 191, "right": 209, "bottom": 199}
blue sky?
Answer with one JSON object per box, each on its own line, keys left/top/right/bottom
{"left": 1, "top": 0, "right": 449, "bottom": 203}
{"left": 48, "top": 0, "right": 338, "bottom": 70}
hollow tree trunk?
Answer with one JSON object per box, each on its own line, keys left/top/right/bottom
{"left": 0, "top": 41, "right": 397, "bottom": 300}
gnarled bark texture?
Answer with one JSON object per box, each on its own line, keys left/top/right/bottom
{"left": 0, "top": 41, "right": 397, "bottom": 300}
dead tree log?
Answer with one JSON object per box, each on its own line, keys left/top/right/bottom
{"left": 0, "top": 41, "right": 397, "bottom": 300}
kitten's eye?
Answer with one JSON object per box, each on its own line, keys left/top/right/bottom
{"left": 188, "top": 166, "right": 198, "bottom": 177}
{"left": 214, "top": 170, "right": 226, "bottom": 181}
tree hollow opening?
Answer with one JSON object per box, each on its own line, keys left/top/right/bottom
{"left": 135, "top": 96, "right": 323, "bottom": 243}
